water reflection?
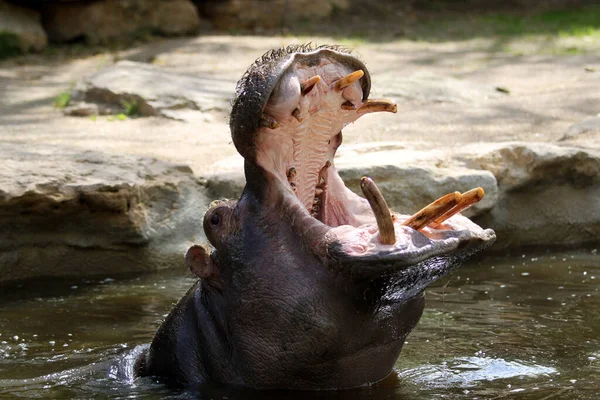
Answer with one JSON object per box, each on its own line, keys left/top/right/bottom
{"left": 0, "top": 249, "right": 598, "bottom": 399}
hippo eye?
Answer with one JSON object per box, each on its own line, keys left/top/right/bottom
{"left": 211, "top": 213, "right": 220, "bottom": 225}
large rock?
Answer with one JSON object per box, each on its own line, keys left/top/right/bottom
{"left": 0, "top": 1, "right": 47, "bottom": 56}
{"left": 0, "top": 143, "right": 209, "bottom": 283}
{"left": 458, "top": 143, "right": 600, "bottom": 191}
{"left": 460, "top": 143, "right": 600, "bottom": 249}
{"left": 198, "top": 0, "right": 349, "bottom": 30}
{"left": 42, "top": 0, "right": 201, "bottom": 44}
{"left": 67, "top": 61, "right": 234, "bottom": 120}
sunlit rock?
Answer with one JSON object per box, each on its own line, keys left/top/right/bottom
{"left": 0, "top": 143, "right": 209, "bottom": 283}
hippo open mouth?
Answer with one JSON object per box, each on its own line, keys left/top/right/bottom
{"left": 141, "top": 44, "right": 496, "bottom": 391}
{"left": 230, "top": 44, "right": 495, "bottom": 278}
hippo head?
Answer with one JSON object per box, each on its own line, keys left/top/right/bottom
{"left": 186, "top": 45, "right": 496, "bottom": 390}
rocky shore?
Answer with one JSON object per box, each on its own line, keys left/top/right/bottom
{"left": 1, "top": 35, "right": 598, "bottom": 282}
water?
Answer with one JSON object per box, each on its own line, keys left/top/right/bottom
{"left": 0, "top": 249, "right": 598, "bottom": 399}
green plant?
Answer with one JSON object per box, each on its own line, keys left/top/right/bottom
{"left": 122, "top": 99, "right": 139, "bottom": 116}
{"left": 107, "top": 113, "right": 128, "bottom": 121}
{"left": 54, "top": 91, "right": 71, "bottom": 109}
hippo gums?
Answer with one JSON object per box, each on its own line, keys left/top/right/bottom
{"left": 139, "top": 44, "right": 496, "bottom": 390}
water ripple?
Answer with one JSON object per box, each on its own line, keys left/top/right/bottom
{"left": 398, "top": 356, "right": 557, "bottom": 389}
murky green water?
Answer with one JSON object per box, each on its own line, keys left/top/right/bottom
{"left": 1, "top": 250, "right": 598, "bottom": 399}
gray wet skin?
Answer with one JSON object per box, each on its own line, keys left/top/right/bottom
{"left": 140, "top": 45, "right": 496, "bottom": 390}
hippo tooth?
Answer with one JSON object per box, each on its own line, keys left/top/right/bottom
{"left": 300, "top": 75, "right": 321, "bottom": 96}
{"left": 402, "top": 191, "right": 462, "bottom": 231}
{"left": 357, "top": 99, "right": 398, "bottom": 114}
{"left": 433, "top": 187, "right": 485, "bottom": 225}
{"left": 334, "top": 70, "right": 364, "bottom": 92}
{"left": 287, "top": 167, "right": 297, "bottom": 181}
{"left": 292, "top": 108, "right": 304, "bottom": 122}
{"left": 259, "top": 114, "right": 279, "bottom": 129}
{"left": 359, "top": 176, "right": 396, "bottom": 245}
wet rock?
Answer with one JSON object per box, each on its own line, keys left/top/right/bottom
{"left": 0, "top": 143, "right": 209, "bottom": 283}
{"left": 378, "top": 72, "right": 502, "bottom": 104}
{"left": 42, "top": 0, "right": 201, "bottom": 44}
{"left": 460, "top": 142, "right": 600, "bottom": 249}
{"left": 0, "top": 1, "right": 47, "bottom": 56}
{"left": 198, "top": 0, "right": 349, "bottom": 30}
{"left": 69, "top": 61, "right": 234, "bottom": 120}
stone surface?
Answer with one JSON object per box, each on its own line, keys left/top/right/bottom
{"left": 42, "top": 0, "right": 201, "bottom": 44}
{"left": 69, "top": 61, "right": 234, "bottom": 119}
{"left": 459, "top": 143, "right": 600, "bottom": 249}
{"left": 560, "top": 115, "right": 600, "bottom": 142}
{"left": 198, "top": 0, "right": 349, "bottom": 30}
{"left": 458, "top": 142, "right": 600, "bottom": 191}
{"left": 0, "top": 1, "right": 47, "bottom": 55}
{"left": 0, "top": 143, "right": 209, "bottom": 283}
{"left": 63, "top": 101, "right": 102, "bottom": 117}
{"left": 378, "top": 72, "right": 503, "bottom": 104}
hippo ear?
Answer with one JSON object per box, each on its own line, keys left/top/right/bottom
{"left": 185, "top": 245, "right": 220, "bottom": 281}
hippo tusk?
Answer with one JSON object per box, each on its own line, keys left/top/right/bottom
{"left": 432, "top": 187, "right": 485, "bottom": 225}
{"left": 357, "top": 99, "right": 398, "bottom": 114}
{"left": 260, "top": 114, "right": 280, "bottom": 129}
{"left": 402, "top": 191, "right": 462, "bottom": 231}
{"left": 360, "top": 176, "right": 396, "bottom": 245}
{"left": 334, "top": 70, "right": 364, "bottom": 92}
{"left": 301, "top": 75, "right": 321, "bottom": 95}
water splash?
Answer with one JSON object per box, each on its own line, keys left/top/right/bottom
{"left": 398, "top": 356, "right": 557, "bottom": 389}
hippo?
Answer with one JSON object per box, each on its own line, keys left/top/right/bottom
{"left": 138, "top": 44, "right": 496, "bottom": 390}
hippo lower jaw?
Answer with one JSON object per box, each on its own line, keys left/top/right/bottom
{"left": 268, "top": 159, "right": 495, "bottom": 282}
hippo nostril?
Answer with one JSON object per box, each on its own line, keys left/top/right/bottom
{"left": 211, "top": 213, "right": 220, "bottom": 225}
